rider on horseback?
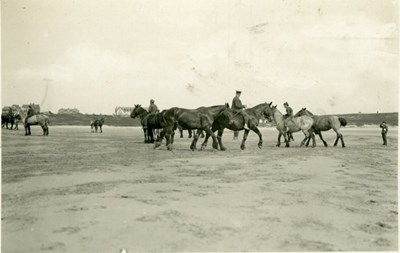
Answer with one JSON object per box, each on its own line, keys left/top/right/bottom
{"left": 231, "top": 90, "right": 250, "bottom": 130}
{"left": 25, "top": 105, "right": 35, "bottom": 126}
{"left": 283, "top": 102, "right": 293, "bottom": 119}
{"left": 149, "top": 99, "right": 158, "bottom": 114}
{"left": 283, "top": 102, "right": 295, "bottom": 141}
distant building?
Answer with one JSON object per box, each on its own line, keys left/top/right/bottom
{"left": 115, "top": 106, "right": 134, "bottom": 117}
{"left": 3, "top": 103, "right": 39, "bottom": 115}
{"left": 58, "top": 108, "right": 80, "bottom": 114}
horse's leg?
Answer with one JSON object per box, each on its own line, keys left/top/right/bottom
{"left": 165, "top": 126, "right": 175, "bottom": 150}
{"left": 249, "top": 126, "right": 263, "bottom": 149}
{"left": 143, "top": 127, "right": 149, "bottom": 143}
{"left": 300, "top": 130, "right": 309, "bottom": 147}
{"left": 283, "top": 132, "right": 290, "bottom": 147}
{"left": 311, "top": 132, "right": 316, "bottom": 147}
{"left": 200, "top": 130, "right": 204, "bottom": 138}
{"left": 276, "top": 132, "right": 282, "bottom": 147}
{"left": 188, "top": 129, "right": 192, "bottom": 138}
{"left": 317, "top": 132, "right": 328, "bottom": 147}
{"left": 240, "top": 129, "right": 250, "bottom": 150}
{"left": 200, "top": 131, "right": 211, "bottom": 150}
{"left": 333, "top": 128, "right": 345, "bottom": 148}
{"left": 148, "top": 128, "right": 154, "bottom": 143}
{"left": 217, "top": 129, "right": 226, "bottom": 151}
{"left": 190, "top": 129, "right": 201, "bottom": 151}
{"left": 179, "top": 129, "right": 183, "bottom": 138}
{"left": 100, "top": 125, "right": 102, "bottom": 133}
{"left": 205, "top": 127, "right": 219, "bottom": 150}
{"left": 154, "top": 129, "right": 165, "bottom": 148}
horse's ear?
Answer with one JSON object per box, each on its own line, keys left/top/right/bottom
{"left": 269, "top": 102, "right": 272, "bottom": 106}
{"left": 225, "top": 102, "right": 229, "bottom": 108}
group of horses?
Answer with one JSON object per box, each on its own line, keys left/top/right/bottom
{"left": 130, "top": 102, "right": 347, "bottom": 151}
{"left": 1, "top": 112, "right": 50, "bottom": 136}
{"left": 90, "top": 118, "right": 105, "bottom": 133}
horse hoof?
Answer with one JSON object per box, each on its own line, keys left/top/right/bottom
{"left": 220, "top": 147, "right": 226, "bottom": 151}
{"left": 276, "top": 144, "right": 280, "bottom": 147}
{"left": 240, "top": 145, "right": 245, "bottom": 150}
{"left": 342, "top": 146, "right": 346, "bottom": 148}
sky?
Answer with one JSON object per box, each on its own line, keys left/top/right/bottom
{"left": 2, "top": 0, "right": 398, "bottom": 114}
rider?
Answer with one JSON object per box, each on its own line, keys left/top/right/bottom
{"left": 148, "top": 99, "right": 159, "bottom": 114}
{"left": 231, "top": 90, "right": 250, "bottom": 130}
{"left": 25, "top": 105, "right": 35, "bottom": 125}
{"left": 283, "top": 102, "right": 294, "bottom": 141}
{"left": 283, "top": 102, "right": 293, "bottom": 119}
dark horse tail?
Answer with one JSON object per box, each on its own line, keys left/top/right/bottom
{"left": 339, "top": 117, "right": 347, "bottom": 127}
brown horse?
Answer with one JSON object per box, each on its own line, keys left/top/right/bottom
{"left": 294, "top": 108, "right": 347, "bottom": 147}
{"left": 130, "top": 105, "right": 168, "bottom": 144}
{"left": 201, "top": 102, "right": 273, "bottom": 150}
{"left": 265, "top": 105, "right": 315, "bottom": 147}
{"left": 156, "top": 103, "right": 231, "bottom": 151}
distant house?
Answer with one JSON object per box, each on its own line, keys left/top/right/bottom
{"left": 58, "top": 108, "right": 80, "bottom": 114}
{"left": 115, "top": 107, "right": 134, "bottom": 117}
{"left": 20, "top": 103, "right": 40, "bottom": 114}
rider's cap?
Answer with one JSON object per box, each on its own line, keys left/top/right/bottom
{"left": 236, "top": 90, "right": 242, "bottom": 94}
{"left": 284, "top": 102, "right": 288, "bottom": 106}
{"left": 150, "top": 99, "right": 155, "bottom": 103}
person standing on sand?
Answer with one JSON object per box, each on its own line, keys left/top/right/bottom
{"left": 380, "top": 121, "right": 388, "bottom": 146}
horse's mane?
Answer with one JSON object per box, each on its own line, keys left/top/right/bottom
{"left": 250, "top": 103, "right": 268, "bottom": 110}
{"left": 197, "top": 104, "right": 229, "bottom": 110}
{"left": 304, "top": 109, "right": 314, "bottom": 116}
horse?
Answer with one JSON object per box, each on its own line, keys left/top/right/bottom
{"left": 266, "top": 105, "right": 315, "bottom": 147}
{"left": 23, "top": 114, "right": 50, "bottom": 136}
{"left": 156, "top": 103, "right": 231, "bottom": 151}
{"left": 294, "top": 108, "right": 347, "bottom": 148}
{"left": 1, "top": 113, "right": 15, "bottom": 129}
{"left": 201, "top": 102, "right": 273, "bottom": 150}
{"left": 91, "top": 118, "right": 104, "bottom": 133}
{"left": 130, "top": 105, "right": 169, "bottom": 144}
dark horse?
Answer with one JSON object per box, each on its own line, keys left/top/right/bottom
{"left": 201, "top": 102, "right": 273, "bottom": 150}
{"left": 156, "top": 103, "right": 231, "bottom": 151}
{"left": 294, "top": 108, "right": 347, "bottom": 147}
{"left": 91, "top": 118, "right": 104, "bottom": 133}
{"left": 2, "top": 113, "right": 15, "bottom": 129}
{"left": 24, "top": 114, "right": 50, "bottom": 136}
{"left": 130, "top": 105, "right": 170, "bottom": 144}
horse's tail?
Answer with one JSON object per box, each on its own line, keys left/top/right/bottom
{"left": 339, "top": 117, "right": 347, "bottom": 127}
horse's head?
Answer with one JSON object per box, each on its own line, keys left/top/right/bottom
{"left": 14, "top": 114, "right": 22, "bottom": 121}
{"left": 294, "top": 108, "right": 310, "bottom": 117}
{"left": 262, "top": 102, "right": 274, "bottom": 122}
{"left": 130, "top": 104, "right": 143, "bottom": 118}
